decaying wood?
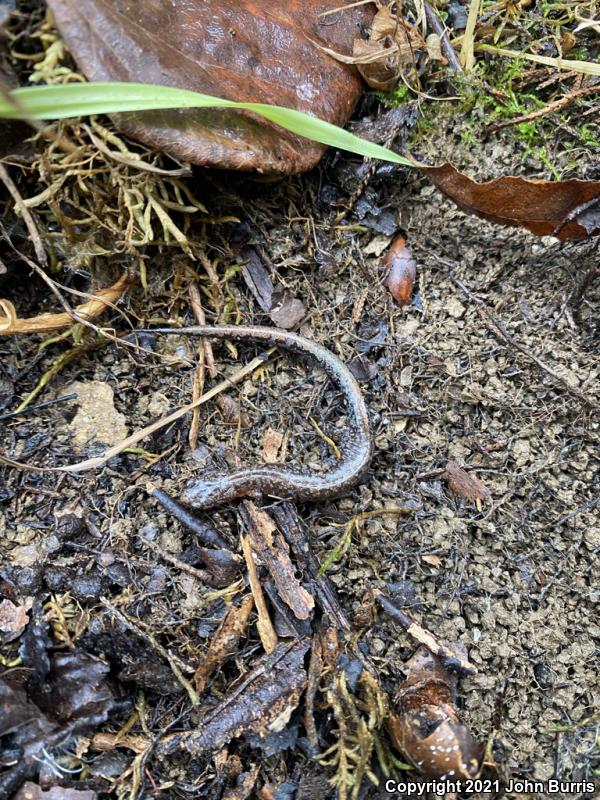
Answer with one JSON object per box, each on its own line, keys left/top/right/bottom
{"left": 157, "top": 639, "right": 309, "bottom": 755}
{"left": 377, "top": 593, "right": 476, "bottom": 676}
{"left": 193, "top": 595, "right": 255, "bottom": 694}
{"left": 304, "top": 626, "right": 341, "bottom": 751}
{"left": 240, "top": 502, "right": 314, "bottom": 621}
{"left": 240, "top": 533, "right": 278, "bottom": 654}
{"left": 271, "top": 502, "right": 351, "bottom": 631}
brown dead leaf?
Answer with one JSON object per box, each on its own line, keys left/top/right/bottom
{"left": 47, "top": 0, "right": 372, "bottom": 174}
{"left": 354, "top": 5, "right": 424, "bottom": 90}
{"left": 193, "top": 595, "right": 254, "bottom": 694}
{"left": 443, "top": 461, "right": 491, "bottom": 503}
{"left": 0, "top": 598, "right": 29, "bottom": 643}
{"left": 158, "top": 639, "right": 309, "bottom": 755}
{"left": 315, "top": 4, "right": 424, "bottom": 90}
{"left": 218, "top": 394, "right": 250, "bottom": 428}
{"left": 422, "top": 554, "right": 442, "bottom": 568}
{"left": 261, "top": 427, "right": 287, "bottom": 464}
{"left": 268, "top": 288, "right": 306, "bottom": 330}
{"left": 422, "top": 163, "right": 600, "bottom": 240}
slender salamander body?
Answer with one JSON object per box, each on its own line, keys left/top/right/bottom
{"left": 148, "top": 325, "right": 373, "bottom": 509}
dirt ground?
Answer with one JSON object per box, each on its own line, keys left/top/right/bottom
{"left": 1, "top": 8, "right": 600, "bottom": 800}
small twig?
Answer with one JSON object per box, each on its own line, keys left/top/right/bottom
{"left": 147, "top": 485, "right": 229, "bottom": 549}
{"left": 188, "top": 282, "right": 208, "bottom": 449}
{"left": 487, "top": 82, "right": 600, "bottom": 133}
{"left": 138, "top": 534, "right": 215, "bottom": 586}
{"left": 423, "top": 1, "right": 463, "bottom": 72}
{"left": 376, "top": 593, "right": 476, "bottom": 675}
{"left": 101, "top": 599, "right": 199, "bottom": 705}
{"left": 240, "top": 533, "right": 278, "bottom": 654}
{"left": 0, "top": 392, "right": 77, "bottom": 422}
{"left": 450, "top": 275, "right": 597, "bottom": 409}
{"left": 0, "top": 162, "right": 47, "bottom": 267}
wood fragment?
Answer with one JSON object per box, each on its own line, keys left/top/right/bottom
{"left": 271, "top": 502, "right": 351, "bottom": 631}
{"left": 241, "top": 502, "right": 314, "bottom": 621}
{"left": 193, "top": 595, "right": 255, "bottom": 694}
{"left": 90, "top": 732, "right": 150, "bottom": 754}
{"left": 157, "top": 639, "right": 309, "bottom": 755}
{"left": 443, "top": 461, "right": 491, "bottom": 503}
{"left": 376, "top": 593, "right": 476, "bottom": 675}
{"left": 240, "top": 533, "right": 278, "bottom": 654}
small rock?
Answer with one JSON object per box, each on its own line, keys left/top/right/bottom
{"left": 62, "top": 381, "right": 128, "bottom": 450}
{"left": 446, "top": 297, "right": 465, "bottom": 319}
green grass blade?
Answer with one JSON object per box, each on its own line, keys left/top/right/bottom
{"left": 0, "top": 81, "right": 416, "bottom": 167}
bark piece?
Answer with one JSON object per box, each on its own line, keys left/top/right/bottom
{"left": 158, "top": 639, "right": 309, "bottom": 755}
{"left": 241, "top": 502, "right": 314, "bottom": 621}
{"left": 193, "top": 595, "right": 255, "bottom": 694}
{"left": 443, "top": 461, "right": 490, "bottom": 503}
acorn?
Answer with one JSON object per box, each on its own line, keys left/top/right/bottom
{"left": 383, "top": 235, "right": 417, "bottom": 306}
{"left": 387, "top": 646, "right": 483, "bottom": 780}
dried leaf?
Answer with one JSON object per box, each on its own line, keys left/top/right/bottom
{"left": 423, "top": 163, "right": 600, "bottom": 240}
{"left": 383, "top": 235, "right": 417, "bottom": 306}
{"left": 0, "top": 599, "right": 29, "bottom": 644}
{"left": 46, "top": 0, "right": 373, "bottom": 174}
{"left": 158, "top": 639, "right": 309, "bottom": 755}
{"left": 353, "top": 5, "right": 423, "bottom": 90}
{"left": 34, "top": 651, "right": 114, "bottom": 730}
{"left": 261, "top": 428, "right": 287, "bottom": 464}
{"left": 268, "top": 289, "right": 306, "bottom": 330}
{"left": 193, "top": 595, "right": 254, "bottom": 694}
{"left": 388, "top": 646, "right": 482, "bottom": 779}
{"left": 443, "top": 461, "right": 490, "bottom": 503}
